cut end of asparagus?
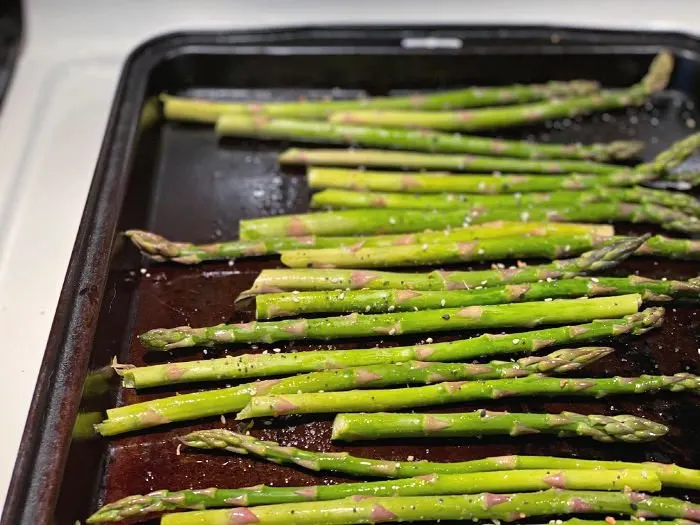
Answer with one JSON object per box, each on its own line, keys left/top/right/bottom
{"left": 642, "top": 51, "right": 675, "bottom": 94}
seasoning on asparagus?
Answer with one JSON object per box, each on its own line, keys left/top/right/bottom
{"left": 87, "top": 468, "right": 659, "bottom": 522}
{"left": 239, "top": 236, "right": 645, "bottom": 297}
{"left": 180, "top": 428, "right": 700, "bottom": 488}
{"left": 161, "top": 80, "right": 602, "bottom": 122}
{"left": 163, "top": 491, "right": 700, "bottom": 525}
{"left": 282, "top": 133, "right": 700, "bottom": 177}
{"left": 120, "top": 308, "right": 662, "bottom": 388}
{"left": 159, "top": 489, "right": 700, "bottom": 525}
{"left": 280, "top": 234, "right": 614, "bottom": 268}
{"left": 216, "top": 115, "right": 643, "bottom": 160}
{"left": 277, "top": 226, "right": 699, "bottom": 268}
{"left": 308, "top": 167, "right": 658, "bottom": 193}
{"left": 325, "top": 51, "right": 673, "bottom": 131}
{"left": 255, "top": 276, "right": 698, "bottom": 319}
{"left": 302, "top": 133, "right": 700, "bottom": 193}
{"left": 126, "top": 222, "right": 613, "bottom": 264}
{"left": 98, "top": 348, "right": 609, "bottom": 436}
{"left": 331, "top": 410, "right": 667, "bottom": 443}
{"left": 138, "top": 294, "right": 641, "bottom": 350}
{"left": 238, "top": 373, "right": 699, "bottom": 419}
{"left": 310, "top": 187, "right": 700, "bottom": 216}
{"left": 281, "top": 148, "right": 625, "bottom": 174}
{"left": 241, "top": 204, "right": 699, "bottom": 241}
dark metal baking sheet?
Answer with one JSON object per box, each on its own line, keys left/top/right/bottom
{"left": 2, "top": 26, "right": 700, "bottom": 525}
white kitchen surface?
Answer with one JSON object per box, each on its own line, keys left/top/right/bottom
{"left": 2, "top": 0, "right": 700, "bottom": 511}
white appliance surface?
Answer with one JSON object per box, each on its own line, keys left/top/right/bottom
{"left": 1, "top": 0, "right": 700, "bottom": 511}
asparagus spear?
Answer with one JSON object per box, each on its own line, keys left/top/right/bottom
{"left": 256, "top": 276, "right": 698, "bottom": 319}
{"left": 282, "top": 134, "right": 698, "bottom": 175}
{"left": 242, "top": 204, "right": 699, "bottom": 241}
{"left": 310, "top": 187, "right": 700, "bottom": 216}
{"left": 120, "top": 308, "right": 662, "bottom": 388}
{"left": 307, "top": 167, "right": 655, "bottom": 193}
{"left": 239, "top": 373, "right": 699, "bottom": 419}
{"left": 159, "top": 489, "right": 700, "bottom": 525}
{"left": 125, "top": 222, "right": 613, "bottom": 264}
{"left": 635, "top": 234, "right": 700, "bottom": 260}
{"left": 215, "top": 115, "right": 643, "bottom": 160}
{"left": 280, "top": 148, "right": 623, "bottom": 174}
{"left": 161, "top": 81, "right": 601, "bottom": 123}
{"left": 331, "top": 410, "right": 667, "bottom": 443}
{"left": 99, "top": 349, "right": 609, "bottom": 435}
{"left": 303, "top": 133, "right": 700, "bottom": 193}
{"left": 281, "top": 234, "right": 614, "bottom": 268}
{"left": 181, "top": 428, "right": 700, "bottom": 488}
{"left": 138, "top": 294, "right": 641, "bottom": 350}
{"left": 240, "top": 236, "right": 645, "bottom": 297}
{"left": 278, "top": 231, "right": 697, "bottom": 269}
{"left": 87, "top": 469, "right": 658, "bottom": 522}
{"left": 324, "top": 51, "right": 672, "bottom": 131}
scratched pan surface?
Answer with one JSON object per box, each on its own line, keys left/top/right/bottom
{"left": 4, "top": 27, "right": 700, "bottom": 525}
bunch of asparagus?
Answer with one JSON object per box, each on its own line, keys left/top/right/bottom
{"left": 93, "top": 51, "right": 700, "bottom": 525}
{"left": 89, "top": 427, "right": 700, "bottom": 523}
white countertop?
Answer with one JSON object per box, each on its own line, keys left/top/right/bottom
{"left": 2, "top": 0, "right": 700, "bottom": 512}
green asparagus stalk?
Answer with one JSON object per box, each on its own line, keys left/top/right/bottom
{"left": 255, "top": 276, "right": 698, "bottom": 319}
{"left": 160, "top": 489, "right": 700, "bottom": 525}
{"left": 126, "top": 222, "right": 613, "bottom": 264}
{"left": 331, "top": 410, "right": 667, "bottom": 443}
{"left": 280, "top": 148, "right": 623, "bottom": 174}
{"left": 303, "top": 133, "right": 700, "bottom": 193}
{"left": 242, "top": 236, "right": 699, "bottom": 298}
{"left": 285, "top": 128, "right": 698, "bottom": 176}
{"left": 161, "top": 81, "right": 601, "bottom": 122}
{"left": 239, "top": 373, "right": 699, "bottom": 419}
{"left": 242, "top": 204, "right": 699, "bottom": 241}
{"left": 98, "top": 349, "right": 609, "bottom": 436}
{"left": 215, "top": 114, "right": 643, "bottom": 160}
{"left": 324, "top": 51, "right": 672, "bottom": 131}
{"left": 240, "top": 236, "right": 645, "bottom": 297}
{"left": 180, "top": 428, "right": 700, "bottom": 488}
{"left": 281, "top": 140, "right": 695, "bottom": 175}
{"left": 119, "top": 308, "right": 662, "bottom": 388}
{"left": 310, "top": 187, "right": 700, "bottom": 216}
{"left": 307, "top": 167, "right": 655, "bottom": 193}
{"left": 280, "top": 234, "right": 613, "bottom": 268}
{"left": 277, "top": 230, "right": 697, "bottom": 269}
{"left": 635, "top": 234, "right": 700, "bottom": 260}
{"left": 87, "top": 469, "right": 658, "bottom": 523}
{"left": 138, "top": 294, "right": 641, "bottom": 350}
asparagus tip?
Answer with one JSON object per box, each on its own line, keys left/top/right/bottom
{"left": 635, "top": 306, "right": 665, "bottom": 334}
{"left": 123, "top": 229, "right": 174, "bottom": 261}
{"left": 605, "top": 140, "right": 645, "bottom": 160}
